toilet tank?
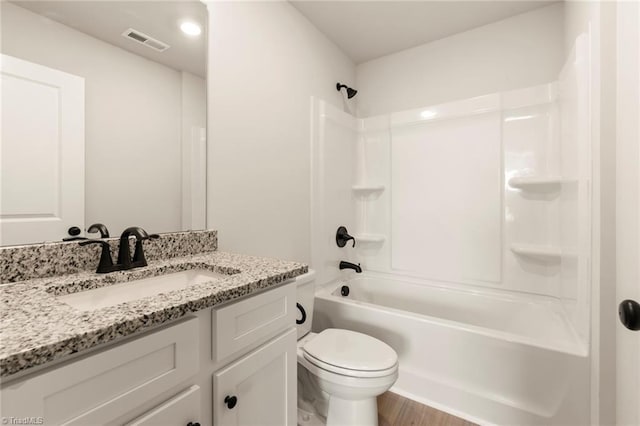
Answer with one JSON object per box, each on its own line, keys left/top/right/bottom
{"left": 296, "top": 270, "right": 316, "bottom": 339}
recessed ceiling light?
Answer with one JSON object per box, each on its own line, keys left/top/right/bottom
{"left": 420, "top": 110, "right": 437, "bottom": 120}
{"left": 180, "top": 21, "right": 201, "bottom": 36}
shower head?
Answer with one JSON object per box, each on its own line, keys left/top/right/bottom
{"left": 336, "top": 83, "right": 358, "bottom": 99}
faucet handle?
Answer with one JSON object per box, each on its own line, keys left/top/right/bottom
{"left": 132, "top": 233, "right": 160, "bottom": 265}
{"left": 79, "top": 240, "right": 116, "bottom": 273}
{"left": 336, "top": 226, "right": 356, "bottom": 248}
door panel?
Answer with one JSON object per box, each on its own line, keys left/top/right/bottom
{"left": 616, "top": 2, "right": 640, "bottom": 425}
{"left": 0, "top": 54, "right": 84, "bottom": 245}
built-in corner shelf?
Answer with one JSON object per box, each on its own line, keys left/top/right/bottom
{"left": 510, "top": 244, "right": 577, "bottom": 260}
{"left": 351, "top": 185, "right": 385, "bottom": 194}
{"left": 508, "top": 176, "right": 576, "bottom": 191}
{"left": 355, "top": 234, "right": 386, "bottom": 244}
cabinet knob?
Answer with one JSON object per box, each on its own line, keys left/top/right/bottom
{"left": 186, "top": 423, "right": 200, "bottom": 426}
{"left": 224, "top": 395, "right": 238, "bottom": 409}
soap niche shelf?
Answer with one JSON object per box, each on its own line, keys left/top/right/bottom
{"left": 508, "top": 176, "right": 576, "bottom": 191}
{"left": 352, "top": 185, "right": 385, "bottom": 194}
{"left": 510, "top": 244, "right": 577, "bottom": 260}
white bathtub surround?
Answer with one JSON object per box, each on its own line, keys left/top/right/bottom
{"left": 352, "top": 77, "right": 590, "bottom": 296}
{"left": 310, "top": 23, "right": 592, "bottom": 426}
{"left": 310, "top": 99, "right": 360, "bottom": 287}
{"left": 390, "top": 95, "right": 502, "bottom": 285}
{"left": 313, "top": 274, "right": 589, "bottom": 425}
{"left": 312, "top": 77, "right": 590, "bottom": 297}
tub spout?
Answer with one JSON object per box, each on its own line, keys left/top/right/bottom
{"left": 339, "top": 261, "right": 362, "bottom": 273}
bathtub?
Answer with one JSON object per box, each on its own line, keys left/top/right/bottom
{"left": 312, "top": 274, "right": 590, "bottom": 426}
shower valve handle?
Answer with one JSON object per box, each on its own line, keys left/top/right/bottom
{"left": 336, "top": 226, "right": 356, "bottom": 248}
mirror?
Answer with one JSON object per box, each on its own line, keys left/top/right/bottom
{"left": 0, "top": 1, "right": 207, "bottom": 246}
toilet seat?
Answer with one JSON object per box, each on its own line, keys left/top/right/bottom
{"left": 303, "top": 352, "right": 398, "bottom": 378}
{"left": 301, "top": 329, "right": 398, "bottom": 379}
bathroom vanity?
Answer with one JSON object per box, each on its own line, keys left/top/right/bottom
{"left": 0, "top": 230, "right": 306, "bottom": 426}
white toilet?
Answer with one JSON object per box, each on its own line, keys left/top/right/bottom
{"left": 296, "top": 271, "right": 398, "bottom": 426}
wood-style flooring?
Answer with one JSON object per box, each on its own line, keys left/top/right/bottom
{"left": 377, "top": 392, "right": 478, "bottom": 426}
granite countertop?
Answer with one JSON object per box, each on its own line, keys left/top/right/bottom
{"left": 0, "top": 251, "right": 308, "bottom": 378}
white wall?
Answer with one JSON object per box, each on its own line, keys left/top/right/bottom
{"left": 1, "top": 3, "right": 189, "bottom": 236}
{"left": 355, "top": 3, "right": 564, "bottom": 117}
{"left": 206, "top": 1, "right": 355, "bottom": 263}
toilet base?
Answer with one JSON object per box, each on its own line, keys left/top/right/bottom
{"left": 298, "top": 406, "right": 326, "bottom": 426}
{"left": 326, "top": 396, "right": 378, "bottom": 426}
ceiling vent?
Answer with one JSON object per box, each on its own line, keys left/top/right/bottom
{"left": 121, "top": 28, "right": 170, "bottom": 52}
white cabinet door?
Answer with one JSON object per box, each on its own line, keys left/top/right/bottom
{"left": 1, "top": 318, "right": 198, "bottom": 425}
{"left": 126, "top": 385, "right": 201, "bottom": 426}
{"left": 0, "top": 54, "right": 84, "bottom": 245}
{"left": 213, "top": 328, "right": 296, "bottom": 426}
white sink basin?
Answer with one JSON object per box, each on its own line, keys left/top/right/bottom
{"left": 58, "top": 269, "right": 228, "bottom": 311}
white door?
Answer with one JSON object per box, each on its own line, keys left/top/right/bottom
{"left": 0, "top": 54, "right": 84, "bottom": 246}
{"left": 213, "top": 329, "right": 296, "bottom": 426}
{"left": 616, "top": 2, "right": 640, "bottom": 425}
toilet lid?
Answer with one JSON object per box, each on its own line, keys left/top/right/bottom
{"left": 303, "top": 329, "right": 398, "bottom": 372}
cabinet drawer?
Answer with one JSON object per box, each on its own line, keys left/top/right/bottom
{"left": 126, "top": 385, "right": 201, "bottom": 426}
{"left": 212, "top": 282, "right": 295, "bottom": 361}
{"left": 1, "top": 317, "right": 198, "bottom": 425}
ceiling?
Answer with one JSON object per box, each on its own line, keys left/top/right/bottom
{"left": 11, "top": 1, "right": 555, "bottom": 74}
{"left": 12, "top": 1, "right": 207, "bottom": 77}
{"left": 290, "top": 1, "right": 557, "bottom": 64}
